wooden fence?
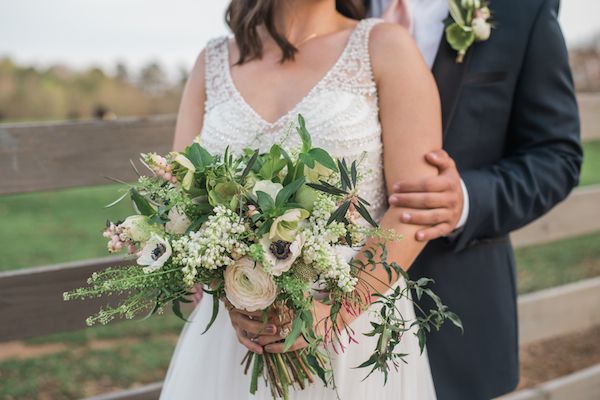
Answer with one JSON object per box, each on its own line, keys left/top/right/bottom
{"left": 0, "top": 94, "right": 599, "bottom": 399}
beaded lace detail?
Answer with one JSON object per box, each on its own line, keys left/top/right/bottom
{"left": 198, "top": 18, "right": 386, "bottom": 220}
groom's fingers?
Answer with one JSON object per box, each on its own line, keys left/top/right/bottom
{"left": 425, "top": 150, "right": 454, "bottom": 171}
{"left": 399, "top": 208, "right": 451, "bottom": 226}
{"left": 392, "top": 176, "right": 451, "bottom": 193}
{"left": 415, "top": 223, "right": 453, "bottom": 242}
{"left": 389, "top": 192, "right": 451, "bottom": 209}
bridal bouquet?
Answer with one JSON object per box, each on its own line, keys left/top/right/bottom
{"left": 65, "top": 115, "right": 461, "bottom": 399}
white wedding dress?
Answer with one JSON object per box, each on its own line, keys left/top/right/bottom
{"left": 160, "top": 18, "right": 437, "bottom": 400}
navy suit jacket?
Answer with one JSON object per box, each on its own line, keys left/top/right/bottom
{"left": 364, "top": 0, "right": 582, "bottom": 398}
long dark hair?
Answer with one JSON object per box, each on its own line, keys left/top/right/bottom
{"left": 225, "top": 0, "right": 367, "bottom": 65}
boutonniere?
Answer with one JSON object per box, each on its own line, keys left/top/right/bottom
{"left": 445, "top": 0, "right": 493, "bottom": 63}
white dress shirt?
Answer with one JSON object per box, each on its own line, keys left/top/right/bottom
{"left": 370, "top": 0, "right": 470, "bottom": 229}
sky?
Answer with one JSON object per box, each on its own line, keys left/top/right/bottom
{"left": 1, "top": 0, "right": 599, "bottom": 80}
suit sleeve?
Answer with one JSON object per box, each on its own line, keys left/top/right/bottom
{"left": 454, "top": 0, "right": 583, "bottom": 251}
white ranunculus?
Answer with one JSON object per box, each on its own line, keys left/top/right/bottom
{"left": 260, "top": 234, "right": 304, "bottom": 276}
{"left": 121, "top": 215, "right": 154, "bottom": 243}
{"left": 472, "top": 17, "right": 491, "bottom": 41}
{"left": 165, "top": 207, "right": 192, "bottom": 235}
{"left": 252, "top": 180, "right": 283, "bottom": 202}
{"left": 224, "top": 257, "right": 278, "bottom": 312}
{"left": 137, "top": 234, "right": 172, "bottom": 274}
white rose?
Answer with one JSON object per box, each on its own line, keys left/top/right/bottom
{"left": 165, "top": 207, "right": 192, "bottom": 235}
{"left": 260, "top": 234, "right": 304, "bottom": 276}
{"left": 472, "top": 17, "right": 491, "bottom": 41}
{"left": 252, "top": 180, "right": 283, "bottom": 202}
{"left": 137, "top": 234, "right": 172, "bottom": 274}
{"left": 224, "top": 257, "right": 278, "bottom": 312}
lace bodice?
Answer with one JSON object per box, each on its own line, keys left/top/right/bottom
{"left": 198, "top": 18, "right": 387, "bottom": 220}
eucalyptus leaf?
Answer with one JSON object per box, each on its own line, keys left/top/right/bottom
{"left": 308, "top": 148, "right": 338, "bottom": 171}
{"left": 130, "top": 188, "right": 155, "bottom": 216}
{"left": 256, "top": 191, "right": 275, "bottom": 212}
{"left": 202, "top": 294, "right": 220, "bottom": 334}
{"left": 275, "top": 177, "right": 305, "bottom": 208}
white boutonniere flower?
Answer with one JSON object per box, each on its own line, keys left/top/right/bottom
{"left": 445, "top": 0, "right": 493, "bottom": 63}
{"left": 137, "top": 234, "right": 172, "bottom": 273}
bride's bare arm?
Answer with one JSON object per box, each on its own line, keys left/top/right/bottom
{"left": 263, "top": 24, "right": 442, "bottom": 353}
{"left": 359, "top": 22, "right": 442, "bottom": 280}
{"left": 172, "top": 50, "right": 206, "bottom": 151}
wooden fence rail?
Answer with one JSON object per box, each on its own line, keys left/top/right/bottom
{"left": 0, "top": 115, "right": 175, "bottom": 195}
{"left": 0, "top": 93, "right": 598, "bottom": 196}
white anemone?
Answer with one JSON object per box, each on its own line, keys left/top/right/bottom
{"left": 137, "top": 234, "right": 172, "bottom": 273}
{"left": 260, "top": 234, "right": 304, "bottom": 276}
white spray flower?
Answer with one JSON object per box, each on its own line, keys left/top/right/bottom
{"left": 252, "top": 180, "right": 283, "bottom": 202}
{"left": 165, "top": 206, "right": 191, "bottom": 235}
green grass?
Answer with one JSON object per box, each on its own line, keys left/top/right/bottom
{"left": 0, "top": 184, "right": 130, "bottom": 271}
{"left": 515, "top": 232, "right": 600, "bottom": 294}
{"left": 580, "top": 140, "right": 600, "bottom": 186}
{"left": 0, "top": 338, "right": 176, "bottom": 399}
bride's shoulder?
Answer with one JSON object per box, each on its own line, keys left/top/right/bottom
{"left": 367, "top": 21, "right": 428, "bottom": 79}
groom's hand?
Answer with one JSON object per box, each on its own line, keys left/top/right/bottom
{"left": 388, "top": 150, "right": 464, "bottom": 241}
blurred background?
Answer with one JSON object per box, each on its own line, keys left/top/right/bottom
{"left": 0, "top": 1, "right": 599, "bottom": 399}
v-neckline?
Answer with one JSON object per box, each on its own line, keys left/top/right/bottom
{"left": 222, "top": 20, "right": 364, "bottom": 129}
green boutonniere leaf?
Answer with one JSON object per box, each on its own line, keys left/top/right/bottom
{"left": 445, "top": 23, "right": 476, "bottom": 53}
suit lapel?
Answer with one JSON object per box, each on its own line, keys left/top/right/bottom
{"left": 432, "top": 35, "right": 472, "bottom": 137}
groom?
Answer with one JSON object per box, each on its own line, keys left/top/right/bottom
{"left": 367, "top": 0, "right": 582, "bottom": 398}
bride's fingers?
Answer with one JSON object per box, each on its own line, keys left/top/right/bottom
{"left": 264, "top": 337, "right": 308, "bottom": 353}
{"left": 230, "top": 311, "right": 277, "bottom": 336}
{"left": 253, "top": 335, "right": 283, "bottom": 346}
{"left": 234, "top": 326, "right": 263, "bottom": 354}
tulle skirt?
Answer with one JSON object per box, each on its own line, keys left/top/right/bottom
{"left": 160, "top": 279, "right": 437, "bottom": 400}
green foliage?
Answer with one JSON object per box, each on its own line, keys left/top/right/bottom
{"left": 0, "top": 56, "right": 182, "bottom": 123}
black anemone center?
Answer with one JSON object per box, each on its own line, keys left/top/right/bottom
{"left": 269, "top": 240, "right": 292, "bottom": 260}
{"left": 151, "top": 243, "right": 166, "bottom": 260}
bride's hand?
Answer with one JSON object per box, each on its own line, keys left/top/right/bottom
{"left": 226, "top": 300, "right": 281, "bottom": 354}
{"left": 262, "top": 301, "right": 331, "bottom": 353}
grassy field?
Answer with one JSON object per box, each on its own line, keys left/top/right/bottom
{"left": 0, "top": 141, "right": 599, "bottom": 399}
{"left": 580, "top": 140, "right": 600, "bottom": 186}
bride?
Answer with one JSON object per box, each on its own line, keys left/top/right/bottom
{"left": 161, "top": 0, "right": 442, "bottom": 398}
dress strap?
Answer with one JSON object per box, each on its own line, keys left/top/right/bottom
{"left": 324, "top": 18, "right": 384, "bottom": 96}
{"left": 204, "top": 36, "right": 232, "bottom": 111}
